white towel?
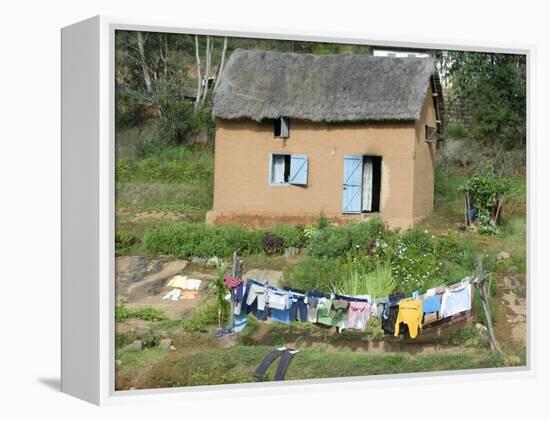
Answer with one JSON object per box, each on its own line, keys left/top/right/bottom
{"left": 162, "top": 288, "right": 181, "bottom": 301}
{"left": 167, "top": 275, "right": 202, "bottom": 290}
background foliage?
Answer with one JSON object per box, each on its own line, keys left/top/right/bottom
{"left": 446, "top": 51, "right": 526, "bottom": 149}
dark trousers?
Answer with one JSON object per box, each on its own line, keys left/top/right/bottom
{"left": 289, "top": 297, "right": 308, "bottom": 322}
{"left": 254, "top": 348, "right": 298, "bottom": 381}
{"left": 243, "top": 280, "right": 269, "bottom": 320}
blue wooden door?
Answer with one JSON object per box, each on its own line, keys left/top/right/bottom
{"left": 342, "top": 155, "right": 363, "bottom": 213}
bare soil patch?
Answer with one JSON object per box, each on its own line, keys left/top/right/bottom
{"left": 116, "top": 256, "right": 216, "bottom": 319}
{"left": 495, "top": 272, "right": 527, "bottom": 350}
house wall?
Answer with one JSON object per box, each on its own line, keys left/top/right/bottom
{"left": 413, "top": 86, "right": 437, "bottom": 221}
{"left": 208, "top": 115, "right": 431, "bottom": 229}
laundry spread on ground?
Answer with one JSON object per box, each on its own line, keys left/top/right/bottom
{"left": 162, "top": 275, "right": 203, "bottom": 301}
{"left": 221, "top": 274, "right": 473, "bottom": 340}
{"left": 166, "top": 275, "right": 202, "bottom": 290}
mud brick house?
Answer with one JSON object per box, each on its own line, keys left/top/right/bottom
{"left": 208, "top": 49, "right": 444, "bottom": 228}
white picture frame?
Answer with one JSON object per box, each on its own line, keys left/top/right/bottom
{"left": 61, "top": 15, "right": 534, "bottom": 406}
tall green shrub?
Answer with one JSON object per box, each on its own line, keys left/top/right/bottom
{"left": 308, "top": 219, "right": 386, "bottom": 258}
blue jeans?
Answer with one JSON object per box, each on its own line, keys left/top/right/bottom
{"left": 270, "top": 307, "right": 291, "bottom": 323}
{"left": 243, "top": 280, "right": 269, "bottom": 320}
{"left": 289, "top": 297, "right": 308, "bottom": 322}
{"left": 306, "top": 290, "right": 325, "bottom": 299}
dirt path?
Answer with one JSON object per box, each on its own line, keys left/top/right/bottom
{"left": 494, "top": 272, "right": 527, "bottom": 351}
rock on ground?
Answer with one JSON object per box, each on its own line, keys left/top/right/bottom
{"left": 191, "top": 256, "right": 208, "bottom": 266}
{"left": 159, "top": 339, "right": 172, "bottom": 349}
{"left": 206, "top": 256, "right": 222, "bottom": 268}
{"left": 116, "top": 256, "right": 216, "bottom": 320}
{"left": 116, "top": 256, "right": 188, "bottom": 301}
{"left": 497, "top": 251, "right": 511, "bottom": 260}
{"left": 125, "top": 340, "right": 143, "bottom": 351}
{"left": 243, "top": 269, "right": 283, "bottom": 286}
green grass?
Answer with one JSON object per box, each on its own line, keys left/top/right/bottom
{"left": 116, "top": 347, "right": 170, "bottom": 384}
{"left": 333, "top": 260, "right": 396, "bottom": 298}
{"left": 115, "top": 305, "right": 168, "bottom": 322}
{"left": 114, "top": 141, "right": 215, "bottom": 256}
{"left": 117, "top": 344, "right": 518, "bottom": 389}
{"left": 446, "top": 124, "right": 469, "bottom": 139}
{"left": 116, "top": 181, "right": 213, "bottom": 216}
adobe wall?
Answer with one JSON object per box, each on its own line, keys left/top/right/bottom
{"left": 208, "top": 114, "right": 432, "bottom": 229}
{"left": 413, "top": 86, "right": 437, "bottom": 220}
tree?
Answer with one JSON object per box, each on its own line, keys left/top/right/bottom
{"left": 448, "top": 51, "right": 526, "bottom": 149}
{"left": 116, "top": 31, "right": 211, "bottom": 144}
{"left": 114, "top": 31, "right": 376, "bottom": 146}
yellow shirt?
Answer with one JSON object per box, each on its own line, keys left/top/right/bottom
{"left": 394, "top": 299, "right": 423, "bottom": 339}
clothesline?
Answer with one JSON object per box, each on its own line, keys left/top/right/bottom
{"left": 223, "top": 274, "right": 474, "bottom": 340}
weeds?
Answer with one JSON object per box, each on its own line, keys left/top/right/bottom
{"left": 333, "top": 260, "right": 396, "bottom": 298}
{"left": 115, "top": 305, "right": 167, "bottom": 322}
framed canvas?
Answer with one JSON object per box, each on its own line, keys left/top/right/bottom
{"left": 61, "top": 15, "right": 533, "bottom": 405}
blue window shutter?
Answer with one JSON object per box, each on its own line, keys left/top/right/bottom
{"left": 289, "top": 154, "right": 308, "bottom": 186}
{"left": 342, "top": 155, "right": 363, "bottom": 213}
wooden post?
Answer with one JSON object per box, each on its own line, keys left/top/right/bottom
{"left": 464, "top": 190, "right": 469, "bottom": 228}
{"left": 229, "top": 251, "right": 244, "bottom": 331}
{"left": 475, "top": 257, "right": 501, "bottom": 352}
{"left": 494, "top": 197, "right": 504, "bottom": 226}
{"left": 465, "top": 190, "right": 472, "bottom": 227}
{"left": 229, "top": 251, "right": 238, "bottom": 330}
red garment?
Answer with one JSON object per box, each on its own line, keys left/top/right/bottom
{"left": 224, "top": 275, "right": 242, "bottom": 289}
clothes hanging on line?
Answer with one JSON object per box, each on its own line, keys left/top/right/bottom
{"left": 347, "top": 301, "right": 378, "bottom": 331}
{"left": 246, "top": 282, "right": 268, "bottom": 311}
{"left": 422, "top": 294, "right": 441, "bottom": 315}
{"left": 440, "top": 281, "right": 472, "bottom": 317}
{"left": 316, "top": 298, "right": 333, "bottom": 326}
{"left": 289, "top": 295, "right": 308, "bottom": 322}
{"left": 394, "top": 299, "right": 423, "bottom": 339}
{"left": 224, "top": 275, "right": 242, "bottom": 289}
{"left": 266, "top": 288, "right": 289, "bottom": 311}
{"left": 231, "top": 277, "right": 473, "bottom": 340}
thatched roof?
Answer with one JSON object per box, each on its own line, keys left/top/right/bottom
{"left": 213, "top": 49, "right": 439, "bottom": 123}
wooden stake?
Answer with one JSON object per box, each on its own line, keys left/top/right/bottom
{"left": 229, "top": 251, "right": 238, "bottom": 330}
{"left": 475, "top": 257, "right": 501, "bottom": 352}
{"left": 494, "top": 197, "right": 504, "bottom": 225}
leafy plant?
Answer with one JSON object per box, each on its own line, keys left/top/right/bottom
{"left": 181, "top": 304, "right": 221, "bottom": 332}
{"left": 213, "top": 262, "right": 229, "bottom": 327}
{"left": 115, "top": 230, "right": 137, "bottom": 255}
{"left": 315, "top": 212, "right": 331, "bottom": 230}
{"left": 386, "top": 229, "right": 445, "bottom": 295}
{"left": 261, "top": 232, "right": 285, "bottom": 255}
{"left": 271, "top": 224, "right": 307, "bottom": 248}
{"left": 303, "top": 224, "right": 317, "bottom": 240}
{"left": 308, "top": 219, "right": 386, "bottom": 258}
{"left": 462, "top": 163, "right": 510, "bottom": 234}
{"left": 333, "top": 259, "right": 396, "bottom": 298}
{"left": 362, "top": 260, "right": 396, "bottom": 297}
{"left": 283, "top": 256, "right": 344, "bottom": 292}
{"left": 446, "top": 123, "right": 469, "bottom": 139}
